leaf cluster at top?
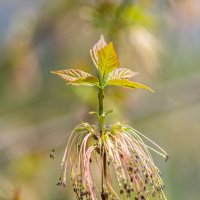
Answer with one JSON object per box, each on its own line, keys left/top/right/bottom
{"left": 51, "top": 35, "right": 153, "bottom": 92}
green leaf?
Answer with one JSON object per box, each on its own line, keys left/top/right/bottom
{"left": 97, "top": 42, "right": 119, "bottom": 76}
{"left": 51, "top": 69, "right": 99, "bottom": 86}
{"left": 104, "top": 109, "right": 113, "bottom": 115}
{"left": 90, "top": 35, "right": 119, "bottom": 79}
{"left": 89, "top": 111, "right": 99, "bottom": 117}
{"left": 107, "top": 78, "right": 154, "bottom": 92}
{"left": 90, "top": 35, "right": 107, "bottom": 73}
{"left": 108, "top": 68, "right": 138, "bottom": 80}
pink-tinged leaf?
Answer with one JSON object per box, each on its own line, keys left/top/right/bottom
{"left": 107, "top": 78, "right": 154, "bottom": 92}
{"left": 108, "top": 68, "right": 138, "bottom": 80}
{"left": 51, "top": 69, "right": 99, "bottom": 86}
{"left": 90, "top": 35, "right": 107, "bottom": 70}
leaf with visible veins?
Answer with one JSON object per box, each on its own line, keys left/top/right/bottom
{"left": 107, "top": 78, "right": 154, "bottom": 92}
{"left": 51, "top": 69, "right": 99, "bottom": 86}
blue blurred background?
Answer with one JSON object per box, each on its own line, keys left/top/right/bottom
{"left": 0, "top": 0, "right": 200, "bottom": 199}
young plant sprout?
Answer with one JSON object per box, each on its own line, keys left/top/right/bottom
{"left": 51, "top": 35, "right": 169, "bottom": 200}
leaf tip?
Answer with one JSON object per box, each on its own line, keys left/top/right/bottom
{"left": 100, "top": 34, "right": 105, "bottom": 40}
{"left": 134, "top": 72, "right": 139, "bottom": 76}
{"left": 148, "top": 87, "right": 155, "bottom": 93}
{"left": 144, "top": 85, "right": 154, "bottom": 92}
{"left": 100, "top": 34, "right": 107, "bottom": 43}
{"left": 51, "top": 70, "right": 58, "bottom": 75}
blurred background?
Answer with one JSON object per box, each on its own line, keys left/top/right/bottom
{"left": 0, "top": 0, "right": 200, "bottom": 199}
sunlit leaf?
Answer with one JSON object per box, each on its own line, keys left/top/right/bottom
{"left": 51, "top": 69, "right": 99, "bottom": 86}
{"left": 107, "top": 78, "right": 154, "bottom": 92}
{"left": 90, "top": 35, "right": 119, "bottom": 79}
{"left": 108, "top": 68, "right": 138, "bottom": 80}
{"left": 97, "top": 42, "right": 119, "bottom": 76}
{"left": 90, "top": 35, "right": 107, "bottom": 71}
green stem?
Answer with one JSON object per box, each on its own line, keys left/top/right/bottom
{"left": 98, "top": 88, "right": 108, "bottom": 200}
{"left": 98, "top": 88, "right": 104, "bottom": 129}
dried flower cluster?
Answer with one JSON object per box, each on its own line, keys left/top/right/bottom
{"left": 53, "top": 122, "right": 168, "bottom": 200}
{"left": 51, "top": 35, "right": 168, "bottom": 200}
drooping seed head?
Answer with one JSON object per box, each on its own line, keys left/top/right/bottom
{"left": 57, "top": 122, "right": 168, "bottom": 200}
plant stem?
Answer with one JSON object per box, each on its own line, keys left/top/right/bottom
{"left": 98, "top": 88, "right": 108, "bottom": 200}
{"left": 98, "top": 88, "right": 104, "bottom": 128}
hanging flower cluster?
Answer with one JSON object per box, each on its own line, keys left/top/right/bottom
{"left": 51, "top": 35, "right": 168, "bottom": 200}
